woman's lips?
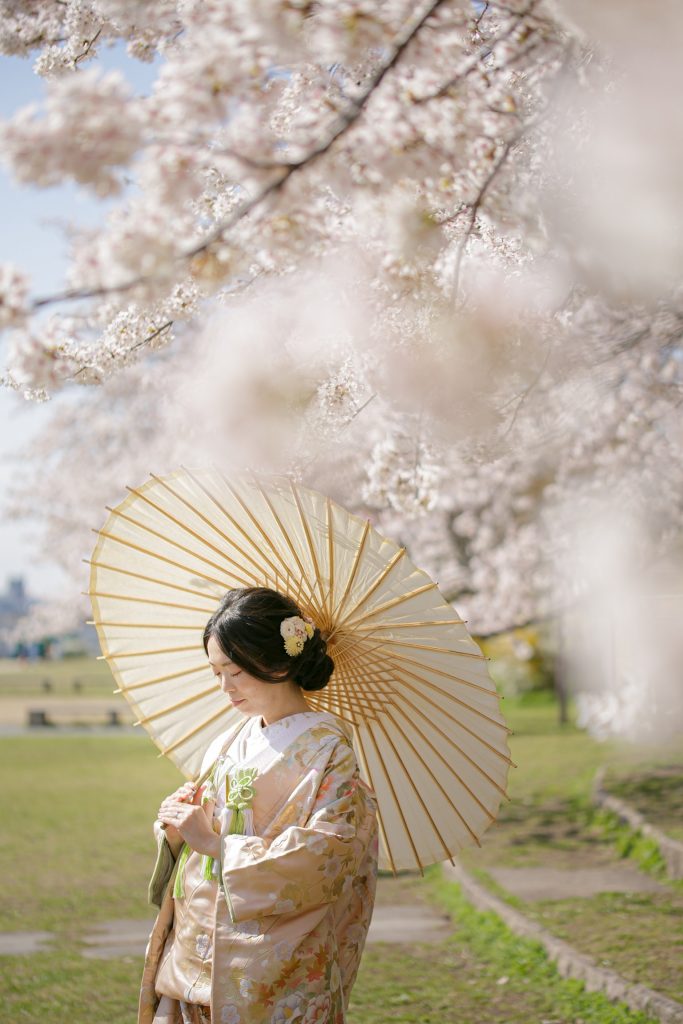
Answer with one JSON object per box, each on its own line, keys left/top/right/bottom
{"left": 230, "top": 698, "right": 245, "bottom": 706}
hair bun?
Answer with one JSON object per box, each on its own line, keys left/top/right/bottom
{"left": 294, "top": 628, "right": 334, "bottom": 692}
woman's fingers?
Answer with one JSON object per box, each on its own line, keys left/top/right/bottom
{"left": 164, "top": 782, "right": 194, "bottom": 803}
{"left": 159, "top": 797, "right": 200, "bottom": 824}
{"left": 158, "top": 782, "right": 196, "bottom": 817}
{"left": 157, "top": 801, "right": 217, "bottom": 856}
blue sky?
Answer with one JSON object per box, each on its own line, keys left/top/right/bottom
{"left": 0, "top": 42, "right": 160, "bottom": 599}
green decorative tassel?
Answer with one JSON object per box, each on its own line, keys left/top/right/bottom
{"left": 200, "top": 767, "right": 259, "bottom": 883}
{"left": 172, "top": 840, "right": 192, "bottom": 899}
{"left": 200, "top": 848, "right": 215, "bottom": 881}
{"left": 172, "top": 765, "right": 259, "bottom": 898}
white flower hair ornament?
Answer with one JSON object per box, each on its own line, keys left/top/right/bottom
{"left": 280, "top": 614, "right": 315, "bottom": 657}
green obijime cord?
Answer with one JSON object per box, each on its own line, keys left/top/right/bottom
{"left": 173, "top": 766, "right": 258, "bottom": 899}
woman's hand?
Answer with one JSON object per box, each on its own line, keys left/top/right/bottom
{"left": 157, "top": 781, "right": 195, "bottom": 848}
{"left": 158, "top": 783, "right": 220, "bottom": 859}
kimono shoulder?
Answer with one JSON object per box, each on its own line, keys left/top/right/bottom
{"left": 298, "top": 711, "right": 355, "bottom": 751}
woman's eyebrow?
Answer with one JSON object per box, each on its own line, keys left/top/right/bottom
{"left": 208, "top": 657, "right": 232, "bottom": 667}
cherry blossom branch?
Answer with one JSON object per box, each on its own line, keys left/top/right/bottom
{"left": 30, "top": 0, "right": 447, "bottom": 313}
{"left": 415, "top": 0, "right": 541, "bottom": 104}
{"left": 449, "top": 41, "right": 573, "bottom": 304}
{"left": 70, "top": 319, "right": 174, "bottom": 380}
{"left": 73, "top": 27, "right": 102, "bottom": 66}
{"left": 499, "top": 334, "right": 555, "bottom": 439}
{"left": 450, "top": 138, "right": 515, "bottom": 304}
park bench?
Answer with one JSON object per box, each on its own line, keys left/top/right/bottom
{"left": 26, "top": 706, "right": 125, "bottom": 727}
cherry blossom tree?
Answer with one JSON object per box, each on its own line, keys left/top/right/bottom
{"left": 1, "top": 0, "right": 682, "bottom": 741}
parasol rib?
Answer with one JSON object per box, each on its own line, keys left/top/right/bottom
{"left": 107, "top": 501, "right": 260, "bottom": 587}
{"left": 157, "top": 705, "right": 233, "bottom": 758}
{"left": 114, "top": 662, "right": 209, "bottom": 693}
{"left": 217, "top": 471, "right": 323, "bottom": 618}
{"left": 352, "top": 723, "right": 397, "bottom": 875}
{"left": 83, "top": 558, "right": 218, "bottom": 600}
{"left": 134, "top": 685, "right": 218, "bottom": 726}
{"left": 354, "top": 618, "right": 466, "bottom": 631}
{"left": 181, "top": 466, "right": 287, "bottom": 585}
{"left": 370, "top": 637, "right": 487, "bottom": 660}
{"left": 328, "top": 518, "right": 371, "bottom": 627}
{"left": 339, "top": 581, "right": 439, "bottom": 630}
{"left": 359, "top": 710, "right": 425, "bottom": 875}
{"left": 88, "top": 620, "right": 204, "bottom": 630}
{"left": 394, "top": 673, "right": 516, "bottom": 773}
{"left": 347, "top": 661, "right": 463, "bottom": 859}
{"left": 85, "top": 591, "right": 216, "bottom": 614}
{"left": 249, "top": 475, "right": 326, "bottom": 623}
{"left": 90, "top": 527, "right": 238, "bottom": 592}
{"left": 387, "top": 696, "right": 502, "bottom": 822}
{"left": 333, "top": 546, "right": 407, "bottom": 631}
{"left": 325, "top": 495, "right": 334, "bottom": 625}
{"left": 324, "top": 656, "right": 351, "bottom": 723}
{"left": 288, "top": 479, "right": 330, "bottom": 622}
{"left": 356, "top": 643, "right": 510, "bottom": 727}
{"left": 99, "top": 643, "right": 198, "bottom": 659}
{"left": 376, "top": 645, "right": 504, "bottom": 699}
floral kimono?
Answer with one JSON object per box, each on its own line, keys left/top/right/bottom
{"left": 139, "top": 710, "right": 379, "bottom": 1024}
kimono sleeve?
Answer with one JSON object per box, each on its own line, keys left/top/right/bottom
{"left": 219, "top": 737, "right": 376, "bottom": 923}
{"left": 148, "top": 819, "right": 178, "bottom": 907}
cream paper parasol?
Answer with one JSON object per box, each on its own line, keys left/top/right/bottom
{"left": 86, "top": 467, "right": 514, "bottom": 873}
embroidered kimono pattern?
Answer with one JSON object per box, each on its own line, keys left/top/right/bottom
{"left": 139, "top": 710, "right": 379, "bottom": 1024}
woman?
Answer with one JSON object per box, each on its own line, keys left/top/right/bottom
{"left": 138, "top": 586, "right": 379, "bottom": 1024}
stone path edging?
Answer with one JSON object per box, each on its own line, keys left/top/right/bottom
{"left": 442, "top": 860, "right": 683, "bottom": 1024}
{"left": 592, "top": 767, "right": 683, "bottom": 880}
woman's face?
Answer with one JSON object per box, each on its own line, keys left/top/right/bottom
{"left": 206, "top": 633, "right": 290, "bottom": 720}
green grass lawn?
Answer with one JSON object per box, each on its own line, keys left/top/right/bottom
{"left": 1, "top": 733, "right": 176, "bottom": 1023}
{"left": 0, "top": 656, "right": 114, "bottom": 697}
{"left": 501, "top": 692, "right": 683, "bottom": 803}
{"left": 1, "top": 694, "right": 680, "bottom": 1023}
{"left": 0, "top": 735, "right": 178, "bottom": 933}
{"left": 604, "top": 767, "right": 683, "bottom": 843}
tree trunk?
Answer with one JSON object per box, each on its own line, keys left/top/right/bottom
{"left": 554, "top": 615, "right": 570, "bottom": 725}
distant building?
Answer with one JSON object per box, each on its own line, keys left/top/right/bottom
{"left": 1, "top": 577, "right": 30, "bottom": 615}
{"left": 0, "top": 576, "right": 34, "bottom": 655}
{"left": 0, "top": 576, "right": 101, "bottom": 657}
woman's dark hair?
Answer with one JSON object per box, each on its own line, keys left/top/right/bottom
{"left": 202, "top": 587, "right": 334, "bottom": 692}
